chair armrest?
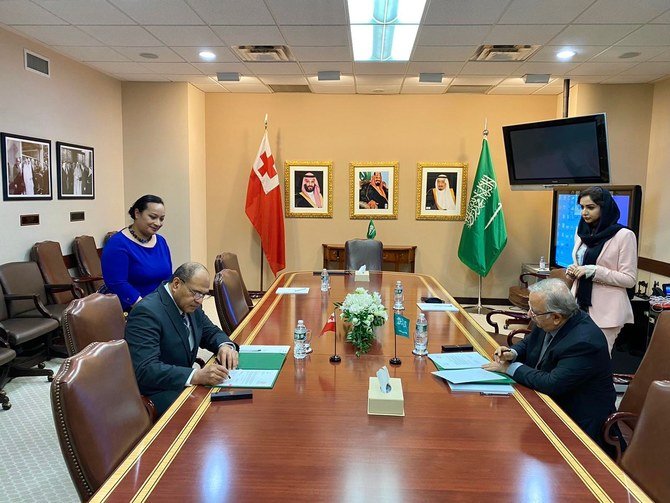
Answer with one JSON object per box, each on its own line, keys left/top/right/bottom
{"left": 602, "top": 411, "right": 638, "bottom": 463}
{"left": 507, "top": 328, "right": 531, "bottom": 347}
{"left": 613, "top": 373, "right": 634, "bottom": 384}
{"left": 485, "top": 310, "right": 529, "bottom": 334}
{"left": 141, "top": 396, "right": 158, "bottom": 423}
{"left": 0, "top": 327, "right": 10, "bottom": 348}
{"left": 45, "top": 283, "right": 84, "bottom": 298}
{"left": 72, "top": 275, "right": 103, "bottom": 284}
{"left": 3, "top": 293, "right": 53, "bottom": 318}
{"left": 519, "top": 273, "right": 546, "bottom": 288}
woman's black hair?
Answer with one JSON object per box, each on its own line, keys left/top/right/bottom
{"left": 128, "top": 194, "right": 164, "bottom": 219}
{"left": 578, "top": 186, "right": 604, "bottom": 206}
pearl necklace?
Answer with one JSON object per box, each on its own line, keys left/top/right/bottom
{"left": 128, "top": 225, "right": 151, "bottom": 244}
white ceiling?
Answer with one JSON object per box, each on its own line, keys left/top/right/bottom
{"left": 2, "top": 0, "right": 670, "bottom": 95}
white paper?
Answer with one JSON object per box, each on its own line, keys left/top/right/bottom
{"left": 376, "top": 366, "right": 391, "bottom": 393}
{"left": 215, "top": 369, "right": 279, "bottom": 388}
{"left": 239, "top": 345, "right": 290, "bottom": 354}
{"left": 417, "top": 303, "right": 459, "bottom": 312}
{"left": 428, "top": 352, "right": 488, "bottom": 370}
{"left": 432, "top": 368, "right": 508, "bottom": 384}
{"left": 357, "top": 265, "right": 367, "bottom": 273}
{"left": 276, "top": 287, "right": 309, "bottom": 295}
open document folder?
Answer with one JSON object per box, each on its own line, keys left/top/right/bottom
{"left": 432, "top": 369, "right": 515, "bottom": 394}
{"left": 212, "top": 345, "right": 288, "bottom": 389}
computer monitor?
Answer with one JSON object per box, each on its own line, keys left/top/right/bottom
{"left": 550, "top": 185, "right": 642, "bottom": 269}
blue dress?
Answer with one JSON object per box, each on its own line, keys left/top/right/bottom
{"left": 101, "top": 231, "right": 172, "bottom": 311}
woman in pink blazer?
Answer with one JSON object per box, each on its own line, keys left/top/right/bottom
{"left": 566, "top": 187, "right": 637, "bottom": 354}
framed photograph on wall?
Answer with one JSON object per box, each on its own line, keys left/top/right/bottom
{"left": 284, "top": 161, "right": 333, "bottom": 218}
{"left": 56, "top": 142, "right": 94, "bottom": 199}
{"left": 1, "top": 132, "right": 52, "bottom": 201}
{"left": 416, "top": 162, "right": 468, "bottom": 220}
{"left": 350, "top": 162, "right": 398, "bottom": 219}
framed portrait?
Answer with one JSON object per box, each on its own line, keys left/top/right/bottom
{"left": 56, "top": 142, "right": 95, "bottom": 199}
{"left": 1, "top": 132, "right": 52, "bottom": 201}
{"left": 284, "top": 161, "right": 333, "bottom": 218}
{"left": 350, "top": 162, "right": 398, "bottom": 219}
{"left": 416, "top": 162, "right": 468, "bottom": 221}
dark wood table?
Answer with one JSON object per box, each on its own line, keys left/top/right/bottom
{"left": 322, "top": 243, "right": 417, "bottom": 272}
{"left": 92, "top": 272, "right": 651, "bottom": 503}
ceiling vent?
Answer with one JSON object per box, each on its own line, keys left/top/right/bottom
{"left": 471, "top": 45, "right": 540, "bottom": 62}
{"left": 268, "top": 84, "right": 311, "bottom": 93}
{"left": 24, "top": 49, "right": 50, "bottom": 77}
{"left": 446, "top": 85, "right": 491, "bottom": 94}
{"left": 232, "top": 45, "right": 294, "bottom": 62}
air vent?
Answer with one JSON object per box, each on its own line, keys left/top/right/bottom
{"left": 268, "top": 85, "right": 311, "bottom": 93}
{"left": 471, "top": 45, "right": 540, "bottom": 62}
{"left": 232, "top": 45, "right": 294, "bottom": 62}
{"left": 446, "top": 85, "right": 491, "bottom": 94}
{"left": 24, "top": 49, "right": 50, "bottom": 77}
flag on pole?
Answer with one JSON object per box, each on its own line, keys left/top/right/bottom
{"left": 366, "top": 219, "right": 376, "bottom": 239}
{"left": 321, "top": 312, "right": 336, "bottom": 335}
{"left": 457, "top": 136, "right": 507, "bottom": 277}
{"left": 245, "top": 131, "right": 286, "bottom": 275}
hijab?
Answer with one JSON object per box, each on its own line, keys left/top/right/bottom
{"left": 575, "top": 187, "right": 624, "bottom": 309}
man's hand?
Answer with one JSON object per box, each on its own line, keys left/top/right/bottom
{"left": 493, "top": 346, "right": 515, "bottom": 363}
{"left": 368, "top": 200, "right": 378, "bottom": 209}
{"left": 191, "top": 363, "right": 230, "bottom": 386}
{"left": 217, "top": 344, "right": 239, "bottom": 370}
{"left": 482, "top": 360, "right": 510, "bottom": 373}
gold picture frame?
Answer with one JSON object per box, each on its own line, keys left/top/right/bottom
{"left": 416, "top": 162, "right": 468, "bottom": 221}
{"left": 284, "top": 161, "right": 333, "bottom": 218}
{"left": 349, "top": 162, "right": 399, "bottom": 220}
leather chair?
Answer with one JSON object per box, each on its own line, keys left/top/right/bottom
{"left": 31, "top": 240, "right": 97, "bottom": 303}
{"left": 61, "top": 293, "right": 126, "bottom": 356}
{"left": 213, "top": 270, "right": 250, "bottom": 334}
{"left": 0, "top": 344, "right": 16, "bottom": 410}
{"left": 344, "top": 239, "right": 383, "bottom": 271}
{"left": 603, "top": 310, "right": 670, "bottom": 459}
{"left": 620, "top": 380, "right": 670, "bottom": 502}
{"left": 506, "top": 268, "right": 569, "bottom": 323}
{"left": 214, "top": 252, "right": 253, "bottom": 308}
{"left": 51, "top": 340, "right": 155, "bottom": 500}
{"left": 102, "top": 231, "right": 117, "bottom": 246}
{"left": 72, "top": 235, "right": 105, "bottom": 293}
{"left": 485, "top": 310, "right": 533, "bottom": 347}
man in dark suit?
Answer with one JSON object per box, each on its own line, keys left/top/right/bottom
{"left": 483, "top": 278, "right": 616, "bottom": 446}
{"left": 125, "top": 262, "right": 239, "bottom": 415}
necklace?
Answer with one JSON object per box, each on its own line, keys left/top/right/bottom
{"left": 128, "top": 225, "right": 151, "bottom": 244}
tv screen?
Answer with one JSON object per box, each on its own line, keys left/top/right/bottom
{"left": 550, "top": 185, "right": 642, "bottom": 269}
{"left": 503, "top": 114, "right": 610, "bottom": 187}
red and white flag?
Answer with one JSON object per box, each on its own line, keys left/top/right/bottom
{"left": 245, "top": 131, "right": 286, "bottom": 275}
{"left": 321, "top": 312, "right": 336, "bottom": 335}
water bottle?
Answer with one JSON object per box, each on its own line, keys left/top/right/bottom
{"left": 412, "top": 313, "right": 428, "bottom": 356}
{"left": 539, "top": 256, "right": 547, "bottom": 271}
{"left": 320, "top": 268, "right": 330, "bottom": 292}
{"left": 393, "top": 280, "right": 404, "bottom": 310}
{"left": 294, "top": 320, "right": 307, "bottom": 359}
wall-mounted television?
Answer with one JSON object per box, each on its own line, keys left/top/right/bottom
{"left": 550, "top": 185, "right": 642, "bottom": 269}
{"left": 503, "top": 114, "right": 610, "bottom": 188}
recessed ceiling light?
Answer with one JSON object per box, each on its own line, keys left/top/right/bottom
{"left": 556, "top": 49, "right": 576, "bottom": 60}
{"left": 199, "top": 50, "right": 216, "bottom": 61}
{"left": 139, "top": 52, "right": 158, "bottom": 59}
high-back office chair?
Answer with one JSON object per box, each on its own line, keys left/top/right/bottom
{"left": 72, "top": 235, "right": 105, "bottom": 293}
{"left": 213, "top": 270, "right": 250, "bottom": 335}
{"left": 51, "top": 340, "right": 154, "bottom": 501}
{"left": 61, "top": 293, "right": 126, "bottom": 356}
{"left": 344, "top": 239, "right": 383, "bottom": 271}
{"left": 214, "top": 252, "right": 253, "bottom": 308}
{"left": 31, "top": 241, "right": 96, "bottom": 304}
{"left": 620, "top": 380, "right": 670, "bottom": 502}
{"left": 505, "top": 268, "right": 570, "bottom": 328}
{"left": 603, "top": 310, "right": 670, "bottom": 458}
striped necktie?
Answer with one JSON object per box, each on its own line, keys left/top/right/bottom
{"left": 535, "top": 332, "right": 554, "bottom": 369}
{"left": 181, "top": 313, "right": 194, "bottom": 351}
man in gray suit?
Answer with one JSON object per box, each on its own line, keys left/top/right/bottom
{"left": 125, "top": 262, "right": 239, "bottom": 415}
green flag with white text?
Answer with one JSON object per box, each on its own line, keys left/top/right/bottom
{"left": 458, "top": 137, "right": 507, "bottom": 277}
{"left": 367, "top": 219, "right": 376, "bottom": 239}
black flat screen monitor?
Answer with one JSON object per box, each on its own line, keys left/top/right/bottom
{"left": 550, "top": 185, "right": 642, "bottom": 269}
{"left": 503, "top": 114, "right": 610, "bottom": 187}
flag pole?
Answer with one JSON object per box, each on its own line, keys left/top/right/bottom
{"left": 256, "top": 114, "right": 269, "bottom": 293}
{"left": 330, "top": 307, "right": 341, "bottom": 363}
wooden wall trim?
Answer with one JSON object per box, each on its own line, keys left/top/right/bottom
{"left": 638, "top": 256, "right": 670, "bottom": 277}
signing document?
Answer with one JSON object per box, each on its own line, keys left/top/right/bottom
{"left": 428, "top": 352, "right": 488, "bottom": 370}
{"left": 216, "top": 369, "right": 279, "bottom": 389}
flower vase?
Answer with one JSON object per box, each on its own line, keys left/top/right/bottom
{"left": 346, "top": 324, "right": 377, "bottom": 357}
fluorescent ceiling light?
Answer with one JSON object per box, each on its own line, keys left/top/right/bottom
{"left": 556, "top": 49, "right": 576, "bottom": 60}
{"left": 217, "top": 72, "right": 240, "bottom": 81}
{"left": 348, "top": 0, "right": 426, "bottom": 62}
{"left": 199, "top": 50, "right": 216, "bottom": 61}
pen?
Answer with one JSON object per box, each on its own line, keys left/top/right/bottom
{"left": 480, "top": 392, "right": 511, "bottom": 396}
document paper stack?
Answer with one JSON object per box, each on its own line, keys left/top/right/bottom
{"left": 429, "top": 352, "right": 514, "bottom": 394}
{"left": 214, "top": 345, "right": 289, "bottom": 389}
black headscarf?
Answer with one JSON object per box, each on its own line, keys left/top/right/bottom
{"left": 575, "top": 187, "right": 624, "bottom": 309}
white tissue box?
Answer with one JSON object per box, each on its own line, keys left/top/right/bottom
{"left": 367, "top": 377, "right": 405, "bottom": 416}
{"left": 354, "top": 271, "right": 370, "bottom": 282}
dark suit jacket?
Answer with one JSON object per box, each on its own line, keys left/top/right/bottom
{"left": 125, "top": 283, "right": 236, "bottom": 415}
{"left": 510, "top": 310, "right": 616, "bottom": 443}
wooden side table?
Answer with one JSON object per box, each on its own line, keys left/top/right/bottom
{"left": 322, "top": 244, "right": 417, "bottom": 272}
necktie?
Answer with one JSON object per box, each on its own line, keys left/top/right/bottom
{"left": 535, "top": 332, "right": 553, "bottom": 369}
{"left": 182, "top": 313, "right": 194, "bottom": 351}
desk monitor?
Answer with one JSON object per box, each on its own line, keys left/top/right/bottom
{"left": 550, "top": 185, "right": 642, "bottom": 269}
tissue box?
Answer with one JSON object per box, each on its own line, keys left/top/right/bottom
{"left": 367, "top": 377, "right": 405, "bottom": 416}
{"left": 354, "top": 271, "right": 370, "bottom": 282}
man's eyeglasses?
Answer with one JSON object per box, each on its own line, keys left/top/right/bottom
{"left": 182, "top": 282, "right": 211, "bottom": 301}
{"left": 528, "top": 307, "right": 555, "bottom": 318}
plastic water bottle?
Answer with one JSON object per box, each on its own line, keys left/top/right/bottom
{"left": 539, "top": 256, "right": 547, "bottom": 271}
{"left": 320, "top": 268, "right": 330, "bottom": 292}
{"left": 412, "top": 313, "right": 428, "bottom": 356}
{"left": 294, "top": 320, "right": 307, "bottom": 359}
{"left": 393, "top": 280, "right": 404, "bottom": 310}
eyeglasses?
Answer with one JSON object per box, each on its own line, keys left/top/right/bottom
{"left": 528, "top": 307, "right": 555, "bottom": 318}
{"left": 182, "top": 281, "right": 211, "bottom": 301}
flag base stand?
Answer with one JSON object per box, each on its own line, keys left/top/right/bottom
{"left": 462, "top": 275, "right": 494, "bottom": 314}
{"left": 389, "top": 357, "right": 402, "bottom": 366}
{"left": 329, "top": 355, "right": 341, "bottom": 363}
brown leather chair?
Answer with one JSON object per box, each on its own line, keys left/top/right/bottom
{"left": 620, "top": 380, "right": 670, "bottom": 502}
{"left": 214, "top": 252, "right": 253, "bottom": 308}
{"left": 51, "top": 340, "right": 154, "bottom": 501}
{"left": 61, "top": 293, "right": 126, "bottom": 356}
{"left": 603, "top": 310, "right": 670, "bottom": 458}
{"left": 72, "top": 235, "right": 104, "bottom": 292}
{"left": 344, "top": 239, "right": 383, "bottom": 271}
{"left": 102, "top": 231, "right": 117, "bottom": 246}
{"left": 507, "top": 268, "right": 569, "bottom": 318}
{"left": 213, "top": 269, "right": 250, "bottom": 334}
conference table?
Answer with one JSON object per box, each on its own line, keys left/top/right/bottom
{"left": 92, "top": 271, "right": 651, "bottom": 502}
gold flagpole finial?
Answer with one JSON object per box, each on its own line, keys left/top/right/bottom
{"left": 483, "top": 118, "right": 489, "bottom": 138}
{"left": 264, "top": 114, "right": 268, "bottom": 131}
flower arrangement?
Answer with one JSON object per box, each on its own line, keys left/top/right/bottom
{"left": 335, "top": 287, "right": 388, "bottom": 356}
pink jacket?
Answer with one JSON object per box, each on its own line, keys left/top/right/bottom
{"left": 571, "top": 228, "right": 637, "bottom": 329}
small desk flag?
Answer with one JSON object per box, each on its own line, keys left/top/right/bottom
{"left": 321, "top": 312, "right": 336, "bottom": 335}
{"left": 393, "top": 313, "right": 410, "bottom": 338}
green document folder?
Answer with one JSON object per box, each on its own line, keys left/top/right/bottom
{"left": 212, "top": 347, "right": 288, "bottom": 389}
{"left": 238, "top": 352, "right": 287, "bottom": 370}
{"left": 431, "top": 360, "right": 514, "bottom": 384}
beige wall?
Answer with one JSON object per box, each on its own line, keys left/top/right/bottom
{"left": 205, "top": 93, "right": 560, "bottom": 297}
{"left": 187, "top": 85, "right": 207, "bottom": 265}
{"left": 0, "top": 27, "right": 124, "bottom": 262}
